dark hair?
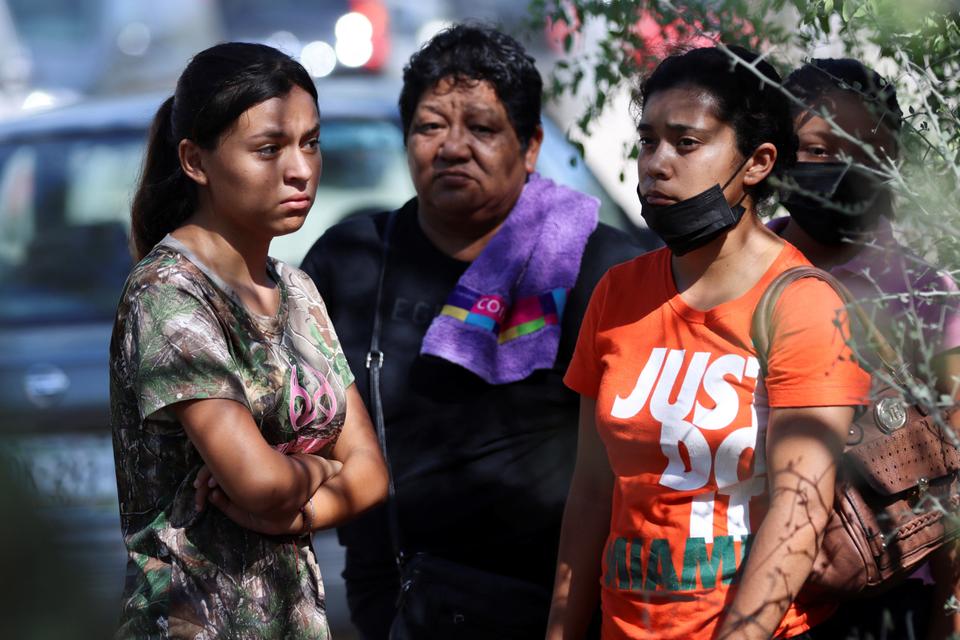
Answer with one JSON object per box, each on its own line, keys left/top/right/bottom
{"left": 130, "top": 42, "right": 318, "bottom": 260}
{"left": 784, "top": 58, "right": 902, "bottom": 145}
{"left": 399, "top": 24, "right": 542, "bottom": 148}
{"left": 639, "top": 46, "right": 797, "bottom": 203}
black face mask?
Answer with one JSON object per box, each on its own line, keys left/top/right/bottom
{"left": 638, "top": 162, "right": 748, "bottom": 256}
{"left": 781, "top": 161, "right": 894, "bottom": 246}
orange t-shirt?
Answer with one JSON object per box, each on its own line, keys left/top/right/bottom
{"left": 564, "top": 243, "right": 870, "bottom": 640}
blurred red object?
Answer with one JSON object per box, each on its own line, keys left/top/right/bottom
{"left": 350, "top": 0, "right": 390, "bottom": 72}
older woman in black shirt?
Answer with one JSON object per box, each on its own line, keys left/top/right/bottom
{"left": 301, "top": 23, "right": 647, "bottom": 640}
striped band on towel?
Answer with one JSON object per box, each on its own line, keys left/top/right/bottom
{"left": 439, "top": 286, "right": 568, "bottom": 344}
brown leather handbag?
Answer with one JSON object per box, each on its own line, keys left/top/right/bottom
{"left": 752, "top": 266, "right": 960, "bottom": 595}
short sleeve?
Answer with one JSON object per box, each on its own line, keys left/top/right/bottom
{"left": 124, "top": 283, "right": 247, "bottom": 420}
{"left": 564, "top": 272, "right": 611, "bottom": 398}
{"left": 765, "top": 278, "right": 871, "bottom": 408}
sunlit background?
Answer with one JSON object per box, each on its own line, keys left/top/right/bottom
{"left": 3, "top": 1, "right": 952, "bottom": 638}
{"left": 0, "top": 2, "right": 646, "bottom": 638}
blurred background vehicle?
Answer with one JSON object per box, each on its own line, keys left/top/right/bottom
{"left": 0, "top": 70, "right": 650, "bottom": 635}
{"left": 220, "top": 0, "right": 391, "bottom": 76}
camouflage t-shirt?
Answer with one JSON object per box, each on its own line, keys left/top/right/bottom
{"left": 109, "top": 236, "right": 354, "bottom": 640}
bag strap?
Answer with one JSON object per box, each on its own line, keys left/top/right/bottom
{"left": 366, "top": 208, "right": 404, "bottom": 564}
{"left": 750, "top": 265, "right": 913, "bottom": 389}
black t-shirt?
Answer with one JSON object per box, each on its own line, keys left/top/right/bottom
{"left": 301, "top": 198, "right": 646, "bottom": 587}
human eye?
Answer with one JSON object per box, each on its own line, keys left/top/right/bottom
{"left": 677, "top": 137, "right": 701, "bottom": 149}
{"left": 256, "top": 144, "right": 280, "bottom": 158}
{"left": 470, "top": 122, "right": 495, "bottom": 134}
{"left": 303, "top": 137, "right": 320, "bottom": 152}
{"left": 638, "top": 135, "right": 656, "bottom": 147}
{"left": 798, "top": 143, "right": 837, "bottom": 162}
{"left": 414, "top": 120, "right": 443, "bottom": 134}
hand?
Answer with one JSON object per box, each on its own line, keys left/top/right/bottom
{"left": 208, "top": 487, "right": 306, "bottom": 536}
{"left": 291, "top": 453, "right": 343, "bottom": 485}
{"left": 193, "top": 465, "right": 219, "bottom": 511}
{"left": 193, "top": 456, "right": 342, "bottom": 512}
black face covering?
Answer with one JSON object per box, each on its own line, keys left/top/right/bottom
{"left": 781, "top": 161, "right": 894, "bottom": 246}
{"left": 638, "top": 161, "right": 748, "bottom": 256}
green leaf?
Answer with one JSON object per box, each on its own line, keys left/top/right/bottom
{"left": 841, "top": 0, "right": 856, "bottom": 22}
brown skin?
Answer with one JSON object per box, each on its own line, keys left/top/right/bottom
{"left": 175, "top": 85, "right": 321, "bottom": 316}
{"left": 782, "top": 90, "right": 960, "bottom": 640}
{"left": 192, "top": 386, "right": 386, "bottom": 534}
{"left": 406, "top": 77, "right": 542, "bottom": 261}
{"left": 170, "top": 86, "right": 387, "bottom": 532}
{"left": 781, "top": 90, "right": 898, "bottom": 272}
{"left": 634, "top": 87, "right": 783, "bottom": 309}
{"left": 546, "top": 86, "right": 857, "bottom": 640}
{"left": 545, "top": 398, "right": 613, "bottom": 640}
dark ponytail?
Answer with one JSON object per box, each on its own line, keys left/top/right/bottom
{"left": 130, "top": 42, "right": 318, "bottom": 260}
{"left": 131, "top": 96, "right": 193, "bottom": 260}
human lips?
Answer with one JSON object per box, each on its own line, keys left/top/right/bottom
{"left": 643, "top": 190, "right": 678, "bottom": 206}
{"left": 279, "top": 194, "right": 312, "bottom": 211}
{"left": 434, "top": 169, "right": 475, "bottom": 184}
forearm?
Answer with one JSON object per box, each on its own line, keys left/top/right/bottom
{"left": 227, "top": 451, "right": 335, "bottom": 518}
{"left": 176, "top": 398, "right": 336, "bottom": 518}
{"left": 717, "top": 406, "right": 849, "bottom": 640}
{"left": 715, "top": 498, "right": 825, "bottom": 639}
{"left": 306, "top": 445, "right": 387, "bottom": 530}
{"left": 546, "top": 480, "right": 612, "bottom": 639}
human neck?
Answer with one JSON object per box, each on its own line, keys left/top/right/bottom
{"left": 416, "top": 206, "right": 508, "bottom": 262}
{"left": 780, "top": 218, "right": 861, "bottom": 269}
{"left": 671, "top": 212, "right": 783, "bottom": 311}
{"left": 171, "top": 205, "right": 277, "bottom": 317}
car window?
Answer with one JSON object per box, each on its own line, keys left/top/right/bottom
{"left": 0, "top": 133, "right": 142, "bottom": 326}
{"left": 0, "top": 147, "right": 36, "bottom": 267}
{"left": 0, "top": 120, "right": 411, "bottom": 324}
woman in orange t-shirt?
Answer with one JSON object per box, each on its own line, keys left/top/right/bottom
{"left": 545, "top": 47, "right": 871, "bottom": 640}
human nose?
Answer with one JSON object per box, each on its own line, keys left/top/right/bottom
{"left": 285, "top": 147, "right": 318, "bottom": 184}
{"left": 437, "top": 124, "right": 470, "bottom": 163}
{"left": 640, "top": 142, "right": 673, "bottom": 181}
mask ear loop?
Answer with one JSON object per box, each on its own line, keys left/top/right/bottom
{"left": 720, "top": 153, "right": 754, "bottom": 210}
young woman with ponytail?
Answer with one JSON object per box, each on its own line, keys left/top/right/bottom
{"left": 110, "top": 42, "right": 387, "bottom": 638}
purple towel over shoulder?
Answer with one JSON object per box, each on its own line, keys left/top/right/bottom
{"left": 420, "top": 172, "right": 599, "bottom": 384}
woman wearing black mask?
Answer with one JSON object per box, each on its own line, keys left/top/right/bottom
{"left": 771, "top": 58, "right": 960, "bottom": 640}
{"left": 547, "top": 47, "right": 871, "bottom": 640}
{"left": 774, "top": 59, "right": 960, "bottom": 391}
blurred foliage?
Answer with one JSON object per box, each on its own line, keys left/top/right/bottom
{"left": 528, "top": 0, "right": 960, "bottom": 270}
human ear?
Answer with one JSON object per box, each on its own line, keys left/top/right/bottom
{"left": 743, "top": 142, "right": 777, "bottom": 186}
{"left": 178, "top": 139, "right": 209, "bottom": 187}
{"left": 523, "top": 125, "right": 544, "bottom": 173}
